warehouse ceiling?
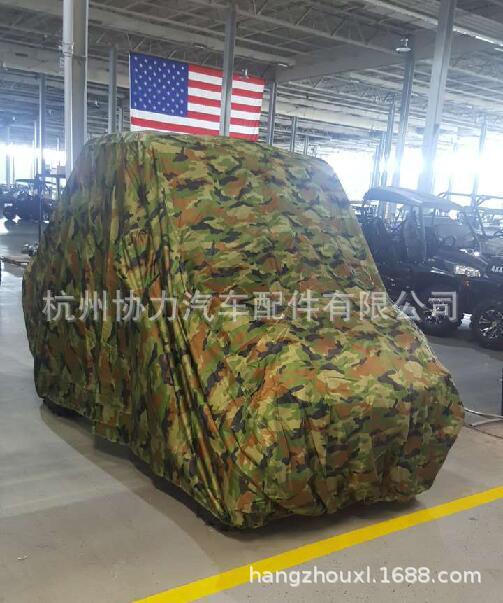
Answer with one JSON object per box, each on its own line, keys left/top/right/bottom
{"left": 1, "top": 0, "right": 503, "bottom": 152}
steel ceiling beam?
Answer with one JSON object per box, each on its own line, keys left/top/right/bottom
{"left": 345, "top": 70, "right": 503, "bottom": 113}
{"left": 185, "top": 0, "right": 394, "bottom": 53}
{"left": 361, "top": 0, "right": 503, "bottom": 47}
{"left": 0, "top": 41, "right": 128, "bottom": 87}
{"left": 276, "top": 29, "right": 490, "bottom": 82}
{"left": 0, "top": 0, "right": 292, "bottom": 65}
{"left": 3, "top": 0, "right": 502, "bottom": 92}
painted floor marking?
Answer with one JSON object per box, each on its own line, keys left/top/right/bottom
{"left": 134, "top": 485, "right": 503, "bottom": 603}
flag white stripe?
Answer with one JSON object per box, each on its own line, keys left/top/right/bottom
{"left": 230, "top": 124, "right": 258, "bottom": 136}
{"left": 131, "top": 109, "right": 218, "bottom": 131}
{"left": 188, "top": 71, "right": 222, "bottom": 86}
{"left": 187, "top": 87, "right": 221, "bottom": 100}
{"left": 230, "top": 94, "right": 263, "bottom": 106}
{"left": 229, "top": 125, "right": 260, "bottom": 135}
{"left": 231, "top": 80, "right": 265, "bottom": 93}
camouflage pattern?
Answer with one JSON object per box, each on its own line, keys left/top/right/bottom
{"left": 23, "top": 132, "right": 464, "bottom": 529}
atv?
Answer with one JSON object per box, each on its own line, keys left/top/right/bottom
{"left": 360, "top": 187, "right": 503, "bottom": 350}
{"left": 2, "top": 179, "right": 55, "bottom": 222}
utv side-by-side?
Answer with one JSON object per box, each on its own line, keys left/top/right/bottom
{"left": 2, "top": 178, "right": 57, "bottom": 222}
{"left": 22, "top": 133, "right": 463, "bottom": 529}
{"left": 359, "top": 187, "right": 503, "bottom": 349}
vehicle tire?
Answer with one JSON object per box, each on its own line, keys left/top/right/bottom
{"left": 471, "top": 300, "right": 503, "bottom": 350}
{"left": 43, "top": 398, "right": 79, "bottom": 418}
{"left": 3, "top": 205, "right": 16, "bottom": 221}
{"left": 415, "top": 288, "right": 461, "bottom": 337}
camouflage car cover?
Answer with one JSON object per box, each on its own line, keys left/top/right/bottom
{"left": 23, "top": 132, "right": 464, "bottom": 529}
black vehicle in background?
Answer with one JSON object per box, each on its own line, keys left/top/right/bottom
{"left": 2, "top": 178, "right": 56, "bottom": 222}
{"left": 358, "top": 187, "right": 503, "bottom": 349}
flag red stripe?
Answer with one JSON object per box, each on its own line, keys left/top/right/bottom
{"left": 188, "top": 80, "right": 222, "bottom": 93}
{"left": 186, "top": 111, "right": 260, "bottom": 127}
{"left": 131, "top": 116, "right": 217, "bottom": 136}
{"left": 231, "top": 116, "right": 261, "bottom": 128}
{"left": 231, "top": 102, "right": 262, "bottom": 113}
{"left": 229, "top": 88, "right": 263, "bottom": 100}
{"left": 186, "top": 111, "right": 220, "bottom": 123}
{"left": 131, "top": 116, "right": 258, "bottom": 140}
{"left": 189, "top": 64, "right": 223, "bottom": 78}
{"left": 187, "top": 94, "right": 221, "bottom": 107}
{"left": 231, "top": 131, "right": 260, "bottom": 141}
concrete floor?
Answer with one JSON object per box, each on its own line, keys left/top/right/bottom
{"left": 1, "top": 220, "right": 502, "bottom": 603}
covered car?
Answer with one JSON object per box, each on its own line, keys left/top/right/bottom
{"left": 22, "top": 133, "right": 464, "bottom": 529}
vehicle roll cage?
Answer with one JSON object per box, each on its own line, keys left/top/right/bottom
{"left": 439, "top": 192, "right": 503, "bottom": 239}
{"left": 362, "top": 186, "right": 481, "bottom": 250}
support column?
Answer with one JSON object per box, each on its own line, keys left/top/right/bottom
{"left": 32, "top": 119, "right": 38, "bottom": 177}
{"left": 266, "top": 80, "right": 277, "bottom": 145}
{"left": 371, "top": 133, "right": 385, "bottom": 188}
{"left": 5, "top": 126, "right": 11, "bottom": 185}
{"left": 39, "top": 73, "right": 47, "bottom": 176}
{"left": 63, "top": 0, "right": 89, "bottom": 176}
{"left": 418, "top": 0, "right": 457, "bottom": 193}
{"left": 108, "top": 46, "right": 118, "bottom": 134}
{"left": 220, "top": 2, "right": 237, "bottom": 137}
{"left": 117, "top": 101, "right": 124, "bottom": 132}
{"left": 471, "top": 115, "right": 487, "bottom": 203}
{"left": 303, "top": 134, "right": 309, "bottom": 156}
{"left": 38, "top": 73, "right": 47, "bottom": 241}
{"left": 393, "top": 44, "right": 415, "bottom": 187}
{"left": 289, "top": 115, "right": 298, "bottom": 153}
{"left": 446, "top": 137, "right": 459, "bottom": 199}
{"left": 381, "top": 97, "right": 396, "bottom": 187}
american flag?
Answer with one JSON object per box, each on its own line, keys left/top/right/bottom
{"left": 129, "top": 52, "right": 265, "bottom": 141}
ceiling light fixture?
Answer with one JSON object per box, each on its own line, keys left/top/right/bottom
{"left": 395, "top": 37, "right": 412, "bottom": 53}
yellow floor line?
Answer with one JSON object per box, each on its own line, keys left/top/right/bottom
{"left": 134, "top": 485, "right": 503, "bottom": 603}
